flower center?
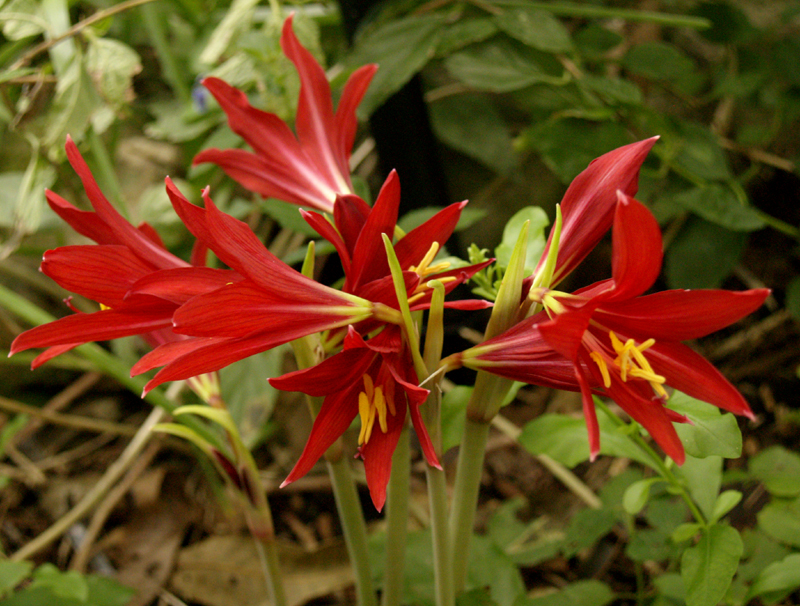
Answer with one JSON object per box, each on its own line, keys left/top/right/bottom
{"left": 589, "top": 331, "right": 668, "bottom": 398}
{"left": 357, "top": 374, "right": 397, "bottom": 445}
{"left": 406, "top": 242, "right": 457, "bottom": 305}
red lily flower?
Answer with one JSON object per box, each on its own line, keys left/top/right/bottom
{"left": 457, "top": 192, "right": 769, "bottom": 464}
{"left": 130, "top": 183, "right": 380, "bottom": 393}
{"left": 9, "top": 137, "right": 238, "bottom": 368}
{"left": 193, "top": 15, "right": 377, "bottom": 213}
{"left": 300, "top": 170, "right": 493, "bottom": 315}
{"left": 269, "top": 326, "right": 439, "bottom": 510}
{"left": 532, "top": 137, "right": 658, "bottom": 288}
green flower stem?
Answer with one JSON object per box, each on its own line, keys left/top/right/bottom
{"left": 140, "top": 1, "right": 191, "bottom": 103}
{"left": 0, "top": 283, "right": 221, "bottom": 449}
{"left": 382, "top": 425, "right": 410, "bottom": 606}
{"left": 290, "top": 336, "right": 376, "bottom": 606}
{"left": 522, "top": 2, "right": 710, "bottom": 29}
{"left": 425, "top": 392, "right": 453, "bottom": 606}
{"left": 327, "top": 455, "right": 377, "bottom": 606}
{"left": 593, "top": 399, "right": 708, "bottom": 527}
{"left": 449, "top": 413, "right": 492, "bottom": 594}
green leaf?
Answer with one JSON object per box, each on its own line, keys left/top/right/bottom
{"left": 785, "top": 277, "right": 800, "bottom": 322}
{"left": 573, "top": 24, "right": 623, "bottom": 59}
{"left": 672, "top": 523, "right": 703, "bottom": 543}
{"left": 445, "top": 36, "right": 565, "bottom": 93}
{"left": 397, "top": 207, "right": 487, "bottom": 234}
{"left": 516, "top": 580, "right": 614, "bottom": 606}
{"left": 491, "top": 7, "right": 571, "bottom": 53}
{"left": 436, "top": 18, "right": 497, "bottom": 55}
{"left": 86, "top": 37, "right": 142, "bottom": 109}
{"left": 467, "top": 535, "right": 526, "bottom": 606}
{"left": 669, "top": 184, "right": 764, "bottom": 232}
{"left": 746, "top": 553, "right": 800, "bottom": 603}
{"left": 2, "top": 0, "right": 46, "bottom": 39}
{"left": 0, "top": 561, "right": 33, "bottom": 598}
{"left": 458, "top": 588, "right": 500, "bottom": 606}
{"left": 694, "top": 1, "right": 756, "bottom": 45}
{"left": 750, "top": 445, "right": 800, "bottom": 497}
{"left": 494, "top": 207, "right": 549, "bottom": 272}
{"left": 623, "top": 41, "right": 696, "bottom": 82}
{"left": 29, "top": 564, "right": 88, "bottom": 602}
{"left": 677, "top": 455, "right": 722, "bottom": 521}
{"left": 623, "top": 478, "right": 663, "bottom": 515}
{"left": 561, "top": 508, "right": 616, "bottom": 557}
{"left": 757, "top": 496, "right": 800, "bottom": 548}
{"left": 667, "top": 391, "right": 742, "bottom": 459}
{"left": 579, "top": 75, "right": 643, "bottom": 106}
{"left": 348, "top": 14, "right": 446, "bottom": 117}
{"left": 665, "top": 217, "right": 748, "bottom": 289}
{"left": 199, "top": 0, "right": 261, "bottom": 65}
{"left": 671, "top": 123, "right": 732, "bottom": 181}
{"left": 681, "top": 524, "right": 743, "bottom": 606}
{"left": 523, "top": 119, "right": 631, "bottom": 183}
{"left": 710, "top": 490, "right": 743, "bottom": 524}
{"left": 259, "top": 198, "right": 319, "bottom": 236}
{"left": 219, "top": 346, "right": 283, "bottom": 448}
{"left": 429, "top": 94, "right": 518, "bottom": 175}
{"left": 517, "top": 413, "right": 652, "bottom": 469}
{"left": 626, "top": 528, "right": 676, "bottom": 562}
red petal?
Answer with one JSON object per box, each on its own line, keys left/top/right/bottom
{"left": 360, "top": 403, "right": 407, "bottom": 511}
{"left": 127, "top": 267, "right": 242, "bottom": 305}
{"left": 595, "top": 288, "right": 770, "bottom": 341}
{"left": 539, "top": 137, "right": 658, "bottom": 286}
{"left": 333, "top": 64, "right": 378, "bottom": 168}
{"left": 63, "top": 137, "right": 182, "bottom": 269}
{"left": 347, "top": 171, "right": 401, "bottom": 291}
{"left": 46, "top": 191, "right": 116, "bottom": 245}
{"left": 605, "top": 192, "right": 662, "bottom": 301}
{"left": 574, "top": 354, "right": 601, "bottom": 460}
{"left": 648, "top": 341, "right": 754, "bottom": 418}
{"left": 538, "top": 306, "right": 595, "bottom": 362}
{"left": 281, "top": 384, "right": 361, "bottom": 487}
{"left": 333, "top": 193, "right": 371, "bottom": 256}
{"left": 41, "top": 245, "right": 156, "bottom": 306}
{"left": 302, "top": 209, "right": 351, "bottom": 275}
{"left": 30, "top": 343, "right": 81, "bottom": 368}
{"left": 394, "top": 201, "right": 468, "bottom": 268}
{"left": 11, "top": 308, "right": 171, "bottom": 354}
{"left": 269, "top": 348, "right": 374, "bottom": 397}
{"left": 281, "top": 15, "right": 351, "bottom": 194}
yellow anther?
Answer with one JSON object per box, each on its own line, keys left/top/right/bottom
{"left": 409, "top": 242, "right": 451, "bottom": 279}
{"left": 589, "top": 352, "right": 611, "bottom": 388}
{"left": 100, "top": 303, "right": 111, "bottom": 311}
{"left": 607, "top": 331, "right": 668, "bottom": 398}
{"left": 357, "top": 375, "right": 393, "bottom": 445}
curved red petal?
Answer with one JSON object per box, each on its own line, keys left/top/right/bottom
{"left": 127, "top": 266, "right": 242, "bottom": 305}
{"left": 595, "top": 288, "right": 770, "bottom": 341}
{"left": 269, "top": 348, "right": 373, "bottom": 397}
{"left": 394, "top": 201, "right": 468, "bottom": 268}
{"left": 334, "top": 64, "right": 378, "bottom": 168}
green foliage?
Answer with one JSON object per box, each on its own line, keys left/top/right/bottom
{"left": 681, "top": 524, "right": 743, "bottom": 606}
{"left": 0, "top": 561, "right": 133, "bottom": 605}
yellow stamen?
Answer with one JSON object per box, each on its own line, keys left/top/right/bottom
{"left": 607, "top": 331, "right": 668, "bottom": 398}
{"left": 409, "top": 242, "right": 451, "bottom": 279}
{"left": 357, "top": 375, "right": 393, "bottom": 445}
{"left": 589, "top": 352, "right": 611, "bottom": 388}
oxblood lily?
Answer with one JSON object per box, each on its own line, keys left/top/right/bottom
{"left": 130, "top": 183, "right": 382, "bottom": 393}
{"left": 531, "top": 137, "right": 658, "bottom": 290}
{"left": 455, "top": 192, "right": 769, "bottom": 464}
{"left": 301, "top": 170, "right": 493, "bottom": 316}
{"left": 269, "top": 326, "right": 439, "bottom": 510}
{"left": 9, "top": 137, "right": 238, "bottom": 369}
{"left": 193, "top": 15, "right": 377, "bottom": 213}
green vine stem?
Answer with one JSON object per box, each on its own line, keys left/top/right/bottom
{"left": 381, "top": 425, "right": 410, "bottom": 606}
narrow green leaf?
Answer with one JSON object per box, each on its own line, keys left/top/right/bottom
{"left": 199, "top": 0, "right": 260, "bottom": 65}
{"left": 436, "top": 18, "right": 497, "bottom": 55}
{"left": 516, "top": 579, "right": 614, "bottom": 606}
{"left": 672, "top": 523, "right": 703, "bottom": 543}
{"left": 681, "top": 524, "right": 743, "bottom": 606}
